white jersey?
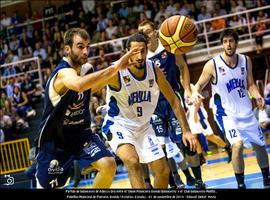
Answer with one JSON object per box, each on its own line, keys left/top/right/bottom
{"left": 211, "top": 53, "right": 253, "bottom": 119}
{"left": 103, "top": 59, "right": 160, "bottom": 134}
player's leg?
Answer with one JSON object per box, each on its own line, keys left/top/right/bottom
{"left": 90, "top": 156, "right": 117, "bottom": 188}
{"left": 177, "top": 158, "right": 196, "bottom": 186}
{"left": 116, "top": 143, "right": 146, "bottom": 188}
{"left": 218, "top": 116, "right": 245, "bottom": 188}
{"left": 148, "top": 157, "right": 170, "bottom": 188}
{"left": 78, "top": 132, "right": 117, "bottom": 188}
{"left": 141, "top": 163, "right": 153, "bottom": 189}
{"left": 167, "top": 157, "right": 185, "bottom": 188}
{"left": 151, "top": 114, "right": 178, "bottom": 188}
{"left": 251, "top": 142, "right": 270, "bottom": 188}
{"left": 169, "top": 116, "right": 206, "bottom": 188}
{"left": 206, "top": 134, "right": 232, "bottom": 163}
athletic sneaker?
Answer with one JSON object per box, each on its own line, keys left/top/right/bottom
{"left": 186, "top": 177, "right": 196, "bottom": 186}
{"left": 238, "top": 183, "right": 246, "bottom": 189}
{"left": 195, "top": 180, "right": 206, "bottom": 189}
{"left": 199, "top": 154, "right": 207, "bottom": 166}
{"left": 145, "top": 181, "right": 153, "bottom": 189}
{"left": 263, "top": 177, "right": 270, "bottom": 189}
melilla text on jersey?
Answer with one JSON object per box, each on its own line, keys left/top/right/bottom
{"left": 226, "top": 78, "right": 245, "bottom": 93}
{"left": 128, "top": 90, "right": 152, "bottom": 106}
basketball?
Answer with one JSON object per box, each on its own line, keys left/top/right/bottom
{"left": 159, "top": 15, "right": 198, "bottom": 55}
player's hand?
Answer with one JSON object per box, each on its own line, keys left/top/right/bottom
{"left": 96, "top": 105, "right": 106, "bottom": 114}
{"left": 194, "top": 114, "right": 199, "bottom": 123}
{"left": 190, "top": 90, "right": 204, "bottom": 105}
{"left": 115, "top": 47, "right": 141, "bottom": 70}
{"left": 256, "top": 96, "right": 265, "bottom": 108}
{"left": 182, "top": 132, "right": 198, "bottom": 152}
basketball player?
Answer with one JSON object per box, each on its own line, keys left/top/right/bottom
{"left": 193, "top": 29, "right": 270, "bottom": 189}
{"left": 186, "top": 85, "right": 232, "bottom": 163}
{"left": 35, "top": 28, "right": 140, "bottom": 189}
{"left": 102, "top": 32, "right": 197, "bottom": 188}
{"left": 138, "top": 20, "right": 205, "bottom": 188}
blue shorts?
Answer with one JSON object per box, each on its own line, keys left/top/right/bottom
{"left": 35, "top": 132, "right": 113, "bottom": 188}
{"left": 151, "top": 99, "right": 182, "bottom": 143}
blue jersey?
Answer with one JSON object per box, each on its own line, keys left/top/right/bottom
{"left": 37, "top": 58, "right": 92, "bottom": 154}
{"left": 147, "top": 41, "right": 180, "bottom": 101}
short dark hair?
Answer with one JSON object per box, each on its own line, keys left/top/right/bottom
{"left": 220, "top": 29, "right": 239, "bottom": 43}
{"left": 63, "top": 28, "right": 90, "bottom": 47}
{"left": 138, "top": 20, "right": 156, "bottom": 30}
{"left": 125, "top": 32, "right": 148, "bottom": 49}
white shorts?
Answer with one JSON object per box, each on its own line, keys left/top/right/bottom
{"left": 216, "top": 115, "right": 265, "bottom": 147}
{"left": 104, "top": 122, "right": 165, "bottom": 163}
{"left": 188, "top": 118, "right": 214, "bottom": 136}
{"left": 165, "top": 140, "right": 181, "bottom": 159}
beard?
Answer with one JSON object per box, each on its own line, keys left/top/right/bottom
{"left": 224, "top": 47, "right": 236, "bottom": 57}
{"left": 69, "top": 50, "right": 87, "bottom": 66}
{"left": 134, "top": 63, "right": 144, "bottom": 70}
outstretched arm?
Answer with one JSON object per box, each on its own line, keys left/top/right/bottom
{"left": 56, "top": 48, "right": 140, "bottom": 94}
{"left": 192, "top": 59, "right": 215, "bottom": 103}
{"left": 176, "top": 54, "right": 192, "bottom": 98}
{"left": 155, "top": 67, "right": 198, "bottom": 152}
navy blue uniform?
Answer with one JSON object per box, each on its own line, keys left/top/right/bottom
{"left": 148, "top": 46, "right": 183, "bottom": 143}
{"left": 35, "top": 58, "right": 112, "bottom": 188}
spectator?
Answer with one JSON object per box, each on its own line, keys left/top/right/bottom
{"left": 0, "top": 90, "right": 12, "bottom": 114}
{"left": 31, "top": 11, "right": 42, "bottom": 32}
{"left": 0, "top": 37, "right": 8, "bottom": 65}
{"left": 255, "top": 20, "right": 266, "bottom": 54}
{"left": 229, "top": 15, "right": 246, "bottom": 35}
{"left": 43, "top": 0, "right": 56, "bottom": 18}
{"left": 12, "top": 85, "right": 34, "bottom": 118}
{"left": 20, "top": 47, "right": 32, "bottom": 60}
{"left": 0, "top": 129, "right": 4, "bottom": 142}
{"left": 105, "top": 19, "right": 117, "bottom": 39}
{"left": 10, "top": 11, "right": 22, "bottom": 35}
{"left": 18, "top": 32, "right": 33, "bottom": 57}
{"left": 118, "top": 2, "right": 129, "bottom": 18}
{"left": 1, "top": 11, "right": 11, "bottom": 29}
{"left": 197, "top": 6, "right": 212, "bottom": 33}
{"left": 254, "top": 100, "right": 270, "bottom": 133}
{"left": 230, "top": 0, "right": 246, "bottom": 13}
{"left": 3, "top": 52, "right": 19, "bottom": 77}
{"left": 166, "top": 0, "right": 176, "bottom": 16}
{"left": 33, "top": 42, "right": 47, "bottom": 61}
{"left": 21, "top": 73, "right": 40, "bottom": 106}
{"left": 110, "top": 34, "right": 123, "bottom": 52}
{"left": 213, "top": 2, "right": 227, "bottom": 16}
{"left": 9, "top": 34, "right": 20, "bottom": 53}
{"left": 211, "top": 12, "right": 226, "bottom": 40}
{"left": 0, "top": 108, "right": 13, "bottom": 138}
{"left": 154, "top": 5, "right": 169, "bottom": 25}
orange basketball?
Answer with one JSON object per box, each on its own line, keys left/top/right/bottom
{"left": 159, "top": 15, "right": 197, "bottom": 55}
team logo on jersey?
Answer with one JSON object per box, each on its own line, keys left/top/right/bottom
{"left": 218, "top": 66, "right": 226, "bottom": 75}
{"left": 69, "top": 92, "right": 85, "bottom": 110}
{"left": 123, "top": 75, "right": 131, "bottom": 85}
{"left": 241, "top": 67, "right": 245, "bottom": 75}
{"left": 48, "top": 160, "right": 63, "bottom": 174}
{"left": 149, "top": 79, "right": 154, "bottom": 87}
{"left": 161, "top": 51, "right": 167, "bottom": 59}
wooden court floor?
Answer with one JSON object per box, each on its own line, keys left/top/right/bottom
{"left": 66, "top": 136, "right": 270, "bottom": 189}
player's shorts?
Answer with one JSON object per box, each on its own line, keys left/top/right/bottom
{"left": 151, "top": 99, "right": 182, "bottom": 143}
{"left": 103, "top": 121, "right": 165, "bottom": 164}
{"left": 216, "top": 114, "right": 265, "bottom": 147}
{"left": 165, "top": 138, "right": 181, "bottom": 159}
{"left": 35, "top": 131, "right": 113, "bottom": 188}
{"left": 188, "top": 118, "right": 214, "bottom": 136}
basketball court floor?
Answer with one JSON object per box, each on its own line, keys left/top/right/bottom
{"left": 65, "top": 142, "right": 270, "bottom": 189}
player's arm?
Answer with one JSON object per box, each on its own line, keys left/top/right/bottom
{"left": 246, "top": 56, "right": 265, "bottom": 106}
{"left": 193, "top": 59, "right": 215, "bottom": 102}
{"left": 155, "top": 67, "right": 197, "bottom": 151}
{"left": 57, "top": 48, "right": 140, "bottom": 93}
{"left": 175, "top": 54, "right": 192, "bottom": 98}
{"left": 192, "top": 97, "right": 202, "bottom": 123}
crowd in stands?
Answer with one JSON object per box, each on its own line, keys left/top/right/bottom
{"left": 0, "top": 0, "right": 270, "bottom": 143}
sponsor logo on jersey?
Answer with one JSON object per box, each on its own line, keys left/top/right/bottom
{"left": 48, "top": 160, "right": 63, "bottom": 174}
